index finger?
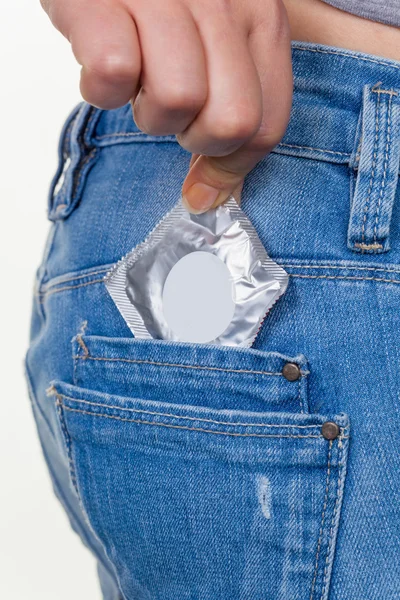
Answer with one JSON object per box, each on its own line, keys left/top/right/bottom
{"left": 44, "top": 0, "right": 141, "bottom": 109}
{"left": 182, "top": 2, "right": 292, "bottom": 213}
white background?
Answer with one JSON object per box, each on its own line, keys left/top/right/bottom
{"left": 0, "top": 2, "right": 102, "bottom": 598}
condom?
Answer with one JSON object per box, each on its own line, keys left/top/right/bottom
{"left": 105, "top": 197, "right": 288, "bottom": 347}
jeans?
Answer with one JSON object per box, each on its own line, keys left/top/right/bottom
{"left": 26, "top": 42, "right": 400, "bottom": 599}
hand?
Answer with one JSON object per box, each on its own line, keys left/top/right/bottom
{"left": 41, "top": 0, "right": 293, "bottom": 213}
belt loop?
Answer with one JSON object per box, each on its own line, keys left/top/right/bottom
{"left": 348, "top": 82, "right": 400, "bottom": 254}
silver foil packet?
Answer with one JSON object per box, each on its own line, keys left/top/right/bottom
{"left": 105, "top": 197, "right": 288, "bottom": 347}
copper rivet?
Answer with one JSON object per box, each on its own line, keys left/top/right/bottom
{"left": 321, "top": 421, "right": 340, "bottom": 440}
{"left": 282, "top": 362, "right": 301, "bottom": 382}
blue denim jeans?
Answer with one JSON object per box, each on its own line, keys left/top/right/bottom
{"left": 26, "top": 42, "right": 400, "bottom": 600}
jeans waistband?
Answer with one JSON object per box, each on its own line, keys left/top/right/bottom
{"left": 54, "top": 42, "right": 400, "bottom": 256}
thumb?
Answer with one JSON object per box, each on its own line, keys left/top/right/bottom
{"left": 182, "top": 153, "right": 247, "bottom": 214}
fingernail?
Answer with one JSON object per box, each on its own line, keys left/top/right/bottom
{"left": 183, "top": 183, "right": 220, "bottom": 213}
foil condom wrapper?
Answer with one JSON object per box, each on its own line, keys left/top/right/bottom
{"left": 105, "top": 197, "right": 289, "bottom": 347}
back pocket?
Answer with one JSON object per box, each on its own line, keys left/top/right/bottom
{"left": 50, "top": 336, "right": 350, "bottom": 600}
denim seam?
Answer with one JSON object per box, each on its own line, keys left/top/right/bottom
{"left": 53, "top": 391, "right": 321, "bottom": 428}
{"left": 73, "top": 148, "right": 98, "bottom": 200}
{"left": 277, "top": 143, "right": 350, "bottom": 157}
{"left": 29, "top": 369, "right": 115, "bottom": 578}
{"left": 58, "top": 405, "right": 344, "bottom": 439}
{"left": 54, "top": 394, "right": 79, "bottom": 495}
{"left": 25, "top": 359, "right": 57, "bottom": 445}
{"left": 371, "top": 88, "right": 399, "bottom": 97}
{"left": 294, "top": 46, "right": 400, "bottom": 72}
{"left": 38, "top": 273, "right": 400, "bottom": 302}
{"left": 45, "top": 262, "right": 400, "bottom": 285}
{"left": 92, "top": 135, "right": 353, "bottom": 161}
{"left": 49, "top": 107, "right": 79, "bottom": 215}
{"left": 281, "top": 264, "right": 400, "bottom": 273}
{"left": 309, "top": 440, "right": 333, "bottom": 600}
{"left": 38, "top": 266, "right": 400, "bottom": 299}
{"left": 83, "top": 106, "right": 103, "bottom": 147}
{"left": 76, "top": 334, "right": 89, "bottom": 358}
{"left": 373, "top": 92, "right": 393, "bottom": 244}
{"left": 291, "top": 274, "right": 400, "bottom": 283}
{"left": 73, "top": 354, "right": 307, "bottom": 378}
{"left": 35, "top": 223, "right": 58, "bottom": 320}
{"left": 40, "top": 438, "right": 117, "bottom": 581}
{"left": 320, "top": 436, "right": 344, "bottom": 600}
{"left": 73, "top": 353, "right": 78, "bottom": 387}
{"left": 40, "top": 268, "right": 110, "bottom": 291}
{"left": 51, "top": 105, "right": 96, "bottom": 219}
{"left": 39, "top": 278, "right": 106, "bottom": 301}
{"left": 298, "top": 377, "right": 304, "bottom": 414}
{"left": 38, "top": 262, "right": 400, "bottom": 290}
{"left": 355, "top": 138, "right": 362, "bottom": 165}
{"left": 96, "top": 132, "right": 148, "bottom": 140}
{"left": 58, "top": 106, "right": 100, "bottom": 221}
{"left": 52, "top": 391, "right": 127, "bottom": 598}
{"left": 359, "top": 86, "right": 381, "bottom": 248}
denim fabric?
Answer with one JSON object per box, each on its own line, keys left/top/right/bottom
{"left": 26, "top": 42, "right": 400, "bottom": 599}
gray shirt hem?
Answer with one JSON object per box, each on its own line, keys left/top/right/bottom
{"left": 320, "top": 0, "right": 400, "bottom": 27}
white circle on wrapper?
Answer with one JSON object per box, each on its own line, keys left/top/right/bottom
{"left": 162, "top": 251, "right": 235, "bottom": 343}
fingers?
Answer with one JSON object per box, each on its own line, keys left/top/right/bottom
{"left": 45, "top": 0, "right": 141, "bottom": 109}
{"left": 182, "top": 0, "right": 292, "bottom": 213}
{"left": 132, "top": 5, "right": 208, "bottom": 135}
{"left": 246, "top": 0, "right": 293, "bottom": 156}
{"left": 43, "top": 0, "right": 292, "bottom": 209}
{"left": 177, "top": 8, "right": 263, "bottom": 158}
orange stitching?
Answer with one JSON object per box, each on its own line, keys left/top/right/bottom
{"left": 38, "top": 278, "right": 105, "bottom": 301}
{"left": 371, "top": 83, "right": 398, "bottom": 97}
{"left": 360, "top": 86, "right": 381, "bottom": 247}
{"left": 310, "top": 440, "right": 333, "bottom": 600}
{"left": 52, "top": 390, "right": 79, "bottom": 493}
{"left": 41, "top": 268, "right": 110, "bottom": 292}
{"left": 354, "top": 242, "right": 383, "bottom": 250}
{"left": 96, "top": 132, "right": 148, "bottom": 140}
{"left": 76, "top": 335, "right": 89, "bottom": 358}
{"left": 294, "top": 46, "right": 400, "bottom": 72}
{"left": 55, "top": 392, "right": 322, "bottom": 429}
{"left": 73, "top": 353, "right": 308, "bottom": 378}
{"left": 60, "top": 404, "right": 336, "bottom": 439}
{"left": 320, "top": 438, "right": 345, "bottom": 599}
{"left": 374, "top": 92, "right": 393, "bottom": 244}
{"left": 281, "top": 263, "right": 400, "bottom": 273}
{"left": 277, "top": 143, "right": 349, "bottom": 157}
{"left": 292, "top": 274, "right": 400, "bottom": 284}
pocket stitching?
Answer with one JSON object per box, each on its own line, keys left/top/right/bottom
{"left": 52, "top": 389, "right": 350, "bottom": 440}
{"left": 54, "top": 390, "right": 324, "bottom": 429}
{"left": 309, "top": 439, "right": 333, "bottom": 600}
{"left": 73, "top": 354, "right": 308, "bottom": 378}
{"left": 54, "top": 393, "right": 80, "bottom": 496}
{"left": 57, "top": 405, "right": 332, "bottom": 439}
{"left": 298, "top": 375, "right": 305, "bottom": 414}
{"left": 320, "top": 438, "right": 345, "bottom": 600}
{"left": 73, "top": 336, "right": 308, "bottom": 416}
{"left": 52, "top": 389, "right": 350, "bottom": 600}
